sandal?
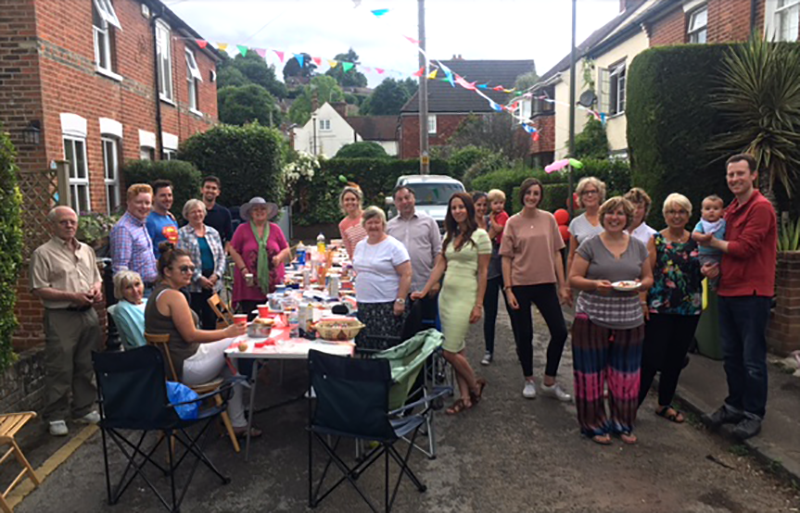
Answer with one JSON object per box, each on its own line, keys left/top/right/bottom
{"left": 470, "top": 378, "right": 488, "bottom": 404}
{"left": 233, "top": 425, "right": 263, "bottom": 439}
{"left": 620, "top": 432, "right": 637, "bottom": 445}
{"left": 590, "top": 434, "right": 612, "bottom": 445}
{"left": 446, "top": 398, "right": 471, "bottom": 415}
{"left": 655, "top": 406, "right": 685, "bottom": 424}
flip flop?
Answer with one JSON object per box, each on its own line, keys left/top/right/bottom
{"left": 590, "top": 434, "right": 612, "bottom": 445}
{"left": 655, "top": 406, "right": 685, "bottom": 424}
{"left": 620, "top": 432, "right": 637, "bottom": 445}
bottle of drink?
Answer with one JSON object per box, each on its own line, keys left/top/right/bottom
{"left": 316, "top": 232, "right": 326, "bottom": 254}
{"left": 288, "top": 309, "right": 299, "bottom": 338}
{"left": 296, "top": 241, "right": 306, "bottom": 266}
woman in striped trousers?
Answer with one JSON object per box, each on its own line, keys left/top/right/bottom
{"left": 568, "top": 197, "right": 654, "bottom": 445}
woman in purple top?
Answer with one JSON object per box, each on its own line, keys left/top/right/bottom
{"left": 229, "top": 197, "right": 291, "bottom": 314}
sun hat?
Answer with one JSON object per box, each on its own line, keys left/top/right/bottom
{"left": 240, "top": 197, "right": 279, "bottom": 221}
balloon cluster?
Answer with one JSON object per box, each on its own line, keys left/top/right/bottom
{"left": 554, "top": 208, "right": 570, "bottom": 243}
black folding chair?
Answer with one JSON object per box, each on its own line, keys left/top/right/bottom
{"left": 92, "top": 346, "right": 237, "bottom": 513}
{"left": 308, "top": 349, "right": 442, "bottom": 513}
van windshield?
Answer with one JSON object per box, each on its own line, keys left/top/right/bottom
{"left": 407, "top": 183, "right": 464, "bottom": 206}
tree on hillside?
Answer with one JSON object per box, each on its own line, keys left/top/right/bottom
{"left": 218, "top": 84, "right": 282, "bottom": 126}
{"left": 514, "top": 69, "right": 539, "bottom": 91}
{"left": 399, "top": 77, "right": 418, "bottom": 98}
{"left": 325, "top": 48, "right": 368, "bottom": 88}
{"left": 360, "top": 78, "right": 411, "bottom": 115}
{"left": 447, "top": 113, "right": 530, "bottom": 161}
{"left": 218, "top": 52, "right": 287, "bottom": 99}
{"left": 283, "top": 52, "right": 317, "bottom": 81}
{"left": 288, "top": 75, "right": 345, "bottom": 125}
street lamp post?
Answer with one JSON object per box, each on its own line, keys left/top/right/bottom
{"left": 418, "top": 0, "right": 430, "bottom": 174}
{"left": 567, "top": 0, "right": 577, "bottom": 218}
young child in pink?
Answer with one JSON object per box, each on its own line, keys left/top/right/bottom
{"left": 488, "top": 189, "right": 509, "bottom": 246}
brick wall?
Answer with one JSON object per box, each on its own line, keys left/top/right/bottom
{"left": 399, "top": 113, "right": 468, "bottom": 159}
{"left": 767, "top": 252, "right": 800, "bottom": 355}
{"left": 529, "top": 113, "right": 555, "bottom": 154}
{"left": 0, "top": 346, "right": 46, "bottom": 414}
{"left": 649, "top": 0, "right": 766, "bottom": 46}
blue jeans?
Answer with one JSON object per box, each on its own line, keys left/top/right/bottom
{"left": 718, "top": 296, "right": 770, "bottom": 419}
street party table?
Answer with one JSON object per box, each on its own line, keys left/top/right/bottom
{"left": 224, "top": 325, "right": 355, "bottom": 460}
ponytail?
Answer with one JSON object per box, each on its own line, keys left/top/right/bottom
{"left": 157, "top": 241, "right": 190, "bottom": 277}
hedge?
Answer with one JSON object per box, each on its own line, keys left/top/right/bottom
{"left": 179, "top": 123, "right": 285, "bottom": 209}
{"left": 627, "top": 45, "right": 732, "bottom": 227}
{"left": 0, "top": 128, "right": 23, "bottom": 369}
{"left": 334, "top": 141, "right": 390, "bottom": 159}
{"left": 121, "top": 160, "right": 201, "bottom": 222}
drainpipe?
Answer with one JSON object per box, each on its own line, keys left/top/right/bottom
{"left": 750, "top": 0, "right": 757, "bottom": 36}
{"left": 151, "top": 6, "right": 164, "bottom": 160}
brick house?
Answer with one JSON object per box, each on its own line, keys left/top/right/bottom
{"left": 399, "top": 59, "right": 535, "bottom": 159}
{"left": 0, "top": 0, "right": 220, "bottom": 353}
{"left": 525, "top": 0, "right": 797, "bottom": 162}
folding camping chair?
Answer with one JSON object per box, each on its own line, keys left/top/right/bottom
{"left": 92, "top": 346, "right": 236, "bottom": 513}
{"left": 307, "top": 347, "right": 450, "bottom": 513}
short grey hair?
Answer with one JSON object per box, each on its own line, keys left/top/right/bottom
{"left": 361, "top": 206, "right": 387, "bottom": 228}
{"left": 47, "top": 205, "right": 77, "bottom": 224}
{"left": 113, "top": 271, "right": 143, "bottom": 300}
{"left": 182, "top": 198, "right": 207, "bottom": 219}
{"left": 576, "top": 177, "right": 607, "bottom": 208}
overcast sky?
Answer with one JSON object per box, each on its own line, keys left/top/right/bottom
{"left": 167, "top": 0, "right": 622, "bottom": 86}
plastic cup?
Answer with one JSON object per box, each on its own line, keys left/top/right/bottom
{"left": 233, "top": 314, "right": 248, "bottom": 326}
{"left": 257, "top": 304, "right": 270, "bottom": 318}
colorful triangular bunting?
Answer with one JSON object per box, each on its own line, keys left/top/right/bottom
{"left": 196, "top": 39, "right": 208, "bottom": 49}
{"left": 342, "top": 62, "right": 354, "bottom": 72}
{"left": 237, "top": 45, "right": 248, "bottom": 57}
{"left": 273, "top": 50, "right": 284, "bottom": 63}
{"left": 294, "top": 53, "right": 304, "bottom": 67}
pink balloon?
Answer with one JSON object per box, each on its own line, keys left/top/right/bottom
{"left": 545, "top": 159, "right": 570, "bottom": 174}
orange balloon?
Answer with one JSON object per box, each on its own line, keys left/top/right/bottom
{"left": 558, "top": 225, "right": 571, "bottom": 243}
{"left": 554, "top": 208, "right": 570, "bottom": 226}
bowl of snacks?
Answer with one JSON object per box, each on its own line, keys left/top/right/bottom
{"left": 313, "top": 317, "right": 365, "bottom": 341}
{"left": 248, "top": 317, "right": 275, "bottom": 338}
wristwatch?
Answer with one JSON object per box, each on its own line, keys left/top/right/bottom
{"left": 395, "top": 298, "right": 406, "bottom": 304}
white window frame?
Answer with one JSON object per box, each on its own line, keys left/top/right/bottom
{"left": 101, "top": 137, "right": 120, "bottom": 214}
{"left": 185, "top": 49, "right": 202, "bottom": 113}
{"left": 140, "top": 146, "right": 155, "bottom": 160}
{"left": 687, "top": 6, "right": 708, "bottom": 44}
{"left": 162, "top": 149, "right": 176, "bottom": 160}
{"left": 93, "top": 0, "right": 121, "bottom": 29}
{"left": 776, "top": 0, "right": 800, "bottom": 42}
{"left": 319, "top": 119, "right": 331, "bottom": 131}
{"left": 156, "top": 21, "right": 174, "bottom": 102}
{"left": 427, "top": 114, "right": 437, "bottom": 135}
{"left": 600, "top": 61, "right": 626, "bottom": 116}
{"left": 63, "top": 137, "right": 91, "bottom": 213}
{"left": 92, "top": 1, "right": 120, "bottom": 79}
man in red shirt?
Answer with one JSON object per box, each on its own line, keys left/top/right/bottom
{"left": 697, "top": 154, "right": 776, "bottom": 440}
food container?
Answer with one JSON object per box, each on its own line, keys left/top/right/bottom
{"left": 275, "top": 284, "right": 286, "bottom": 295}
{"left": 248, "top": 318, "right": 274, "bottom": 338}
{"left": 313, "top": 317, "right": 365, "bottom": 341}
{"left": 268, "top": 293, "right": 283, "bottom": 311}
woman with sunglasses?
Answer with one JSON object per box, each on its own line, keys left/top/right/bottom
{"left": 145, "top": 242, "right": 259, "bottom": 437}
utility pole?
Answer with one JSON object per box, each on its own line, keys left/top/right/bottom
{"left": 418, "top": 0, "right": 430, "bottom": 174}
{"left": 567, "top": 0, "right": 577, "bottom": 217}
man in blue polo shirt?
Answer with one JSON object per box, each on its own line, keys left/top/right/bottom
{"left": 146, "top": 179, "right": 179, "bottom": 259}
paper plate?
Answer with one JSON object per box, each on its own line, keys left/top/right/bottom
{"left": 611, "top": 280, "right": 640, "bottom": 292}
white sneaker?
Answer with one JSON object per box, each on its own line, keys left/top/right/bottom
{"left": 76, "top": 411, "right": 101, "bottom": 424}
{"left": 481, "top": 351, "right": 493, "bottom": 366}
{"left": 540, "top": 383, "right": 573, "bottom": 403}
{"left": 522, "top": 381, "right": 537, "bottom": 399}
{"left": 49, "top": 420, "right": 68, "bottom": 436}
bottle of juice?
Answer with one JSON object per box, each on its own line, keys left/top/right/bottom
{"left": 316, "top": 232, "right": 326, "bottom": 254}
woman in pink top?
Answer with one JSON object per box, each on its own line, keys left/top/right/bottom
{"left": 338, "top": 186, "right": 368, "bottom": 259}
{"left": 500, "top": 178, "right": 571, "bottom": 402}
{"left": 229, "top": 197, "right": 290, "bottom": 315}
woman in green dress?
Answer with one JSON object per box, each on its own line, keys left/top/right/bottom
{"left": 413, "top": 192, "right": 490, "bottom": 414}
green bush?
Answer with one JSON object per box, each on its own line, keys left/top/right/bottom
{"left": 574, "top": 117, "right": 610, "bottom": 160}
{"left": 334, "top": 142, "right": 389, "bottom": 159}
{"left": 447, "top": 146, "right": 501, "bottom": 182}
{"left": 179, "top": 123, "right": 285, "bottom": 209}
{"left": 511, "top": 184, "right": 570, "bottom": 213}
{"left": 627, "top": 45, "right": 732, "bottom": 227}
{"left": 575, "top": 158, "right": 632, "bottom": 198}
{"left": 121, "top": 160, "right": 201, "bottom": 222}
{"left": 0, "top": 128, "right": 23, "bottom": 369}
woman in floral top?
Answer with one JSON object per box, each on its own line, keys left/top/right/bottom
{"left": 638, "top": 193, "right": 703, "bottom": 423}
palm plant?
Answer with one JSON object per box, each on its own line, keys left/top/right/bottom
{"left": 711, "top": 38, "right": 800, "bottom": 199}
{"left": 778, "top": 216, "right": 800, "bottom": 252}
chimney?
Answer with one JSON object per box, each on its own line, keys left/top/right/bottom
{"left": 330, "top": 101, "right": 348, "bottom": 118}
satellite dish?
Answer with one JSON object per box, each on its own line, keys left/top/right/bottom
{"left": 578, "top": 90, "right": 597, "bottom": 108}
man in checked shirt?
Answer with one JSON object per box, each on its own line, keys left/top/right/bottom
{"left": 110, "top": 184, "right": 158, "bottom": 296}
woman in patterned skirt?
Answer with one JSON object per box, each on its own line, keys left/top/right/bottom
{"left": 569, "top": 197, "right": 654, "bottom": 445}
{"left": 413, "top": 192, "right": 490, "bottom": 415}
{"left": 353, "top": 207, "right": 412, "bottom": 351}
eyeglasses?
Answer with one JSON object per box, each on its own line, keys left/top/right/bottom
{"left": 665, "top": 210, "right": 689, "bottom": 216}
{"left": 581, "top": 190, "right": 599, "bottom": 196}
{"left": 178, "top": 265, "right": 196, "bottom": 274}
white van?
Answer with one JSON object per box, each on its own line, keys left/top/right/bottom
{"left": 386, "top": 175, "right": 466, "bottom": 232}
